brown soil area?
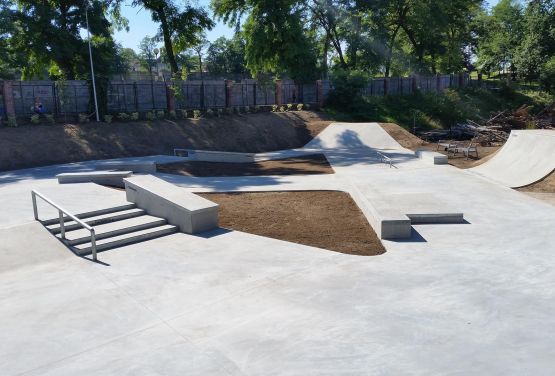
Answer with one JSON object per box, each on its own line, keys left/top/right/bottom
{"left": 0, "top": 111, "right": 332, "bottom": 171}
{"left": 157, "top": 154, "right": 334, "bottom": 177}
{"left": 379, "top": 122, "right": 501, "bottom": 169}
{"left": 199, "top": 191, "right": 385, "bottom": 256}
{"left": 517, "top": 169, "right": 555, "bottom": 193}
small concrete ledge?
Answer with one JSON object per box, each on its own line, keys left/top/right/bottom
{"left": 96, "top": 161, "right": 157, "bottom": 173}
{"left": 180, "top": 150, "right": 256, "bottom": 163}
{"left": 124, "top": 175, "right": 219, "bottom": 234}
{"left": 57, "top": 171, "right": 133, "bottom": 187}
{"left": 415, "top": 149, "right": 448, "bottom": 165}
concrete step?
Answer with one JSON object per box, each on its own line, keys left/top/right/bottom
{"left": 58, "top": 215, "right": 168, "bottom": 245}
{"left": 41, "top": 203, "right": 137, "bottom": 226}
{"left": 47, "top": 208, "right": 146, "bottom": 234}
{"left": 72, "top": 224, "right": 178, "bottom": 255}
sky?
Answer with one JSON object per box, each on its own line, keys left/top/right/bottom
{"left": 115, "top": 0, "right": 502, "bottom": 52}
{"left": 114, "top": 0, "right": 235, "bottom": 51}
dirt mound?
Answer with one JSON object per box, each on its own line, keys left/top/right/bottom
{"left": 0, "top": 111, "right": 332, "bottom": 171}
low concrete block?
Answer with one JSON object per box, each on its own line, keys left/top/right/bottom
{"left": 184, "top": 150, "right": 256, "bottom": 163}
{"left": 57, "top": 171, "right": 133, "bottom": 188}
{"left": 415, "top": 149, "right": 448, "bottom": 165}
{"left": 124, "top": 175, "right": 219, "bottom": 234}
{"left": 96, "top": 161, "right": 157, "bottom": 173}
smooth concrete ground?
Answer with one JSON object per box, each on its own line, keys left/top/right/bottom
{"left": 1, "top": 123, "right": 555, "bottom": 375}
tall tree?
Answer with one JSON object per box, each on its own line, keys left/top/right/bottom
{"left": 131, "top": 0, "right": 214, "bottom": 75}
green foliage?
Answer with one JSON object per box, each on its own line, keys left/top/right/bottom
{"left": 168, "top": 110, "right": 177, "bottom": 119}
{"left": 30, "top": 114, "right": 40, "bottom": 124}
{"left": 233, "top": 106, "right": 241, "bottom": 114}
{"left": 118, "top": 113, "right": 130, "bottom": 121}
{"left": 217, "top": 108, "right": 224, "bottom": 117}
{"left": 272, "top": 104, "right": 278, "bottom": 112}
{"left": 325, "top": 69, "right": 368, "bottom": 110}
{"left": 45, "top": 114, "right": 55, "bottom": 124}
{"left": 131, "top": 112, "right": 140, "bottom": 121}
{"left": 225, "top": 107, "right": 234, "bottom": 115}
{"left": 305, "top": 103, "right": 311, "bottom": 111}
{"left": 205, "top": 108, "right": 214, "bottom": 117}
{"left": 146, "top": 111, "right": 155, "bottom": 121}
{"left": 297, "top": 103, "right": 304, "bottom": 111}
{"left": 279, "top": 106, "right": 286, "bottom": 112}
{"left": 104, "top": 115, "right": 113, "bottom": 124}
{"left": 253, "top": 105, "right": 260, "bottom": 113}
{"left": 540, "top": 57, "right": 555, "bottom": 93}
{"left": 286, "top": 104, "right": 293, "bottom": 111}
{"left": 7, "top": 116, "right": 18, "bottom": 127}
{"left": 156, "top": 110, "right": 165, "bottom": 119}
{"left": 193, "top": 110, "right": 201, "bottom": 119}
{"left": 206, "top": 35, "right": 248, "bottom": 76}
{"left": 179, "top": 109, "right": 189, "bottom": 119}
{"left": 78, "top": 114, "right": 89, "bottom": 123}
{"left": 243, "top": 106, "right": 250, "bottom": 113}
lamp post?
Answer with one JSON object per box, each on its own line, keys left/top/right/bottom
{"left": 85, "top": 2, "right": 100, "bottom": 122}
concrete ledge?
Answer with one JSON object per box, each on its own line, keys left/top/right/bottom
{"left": 415, "top": 149, "right": 448, "bottom": 165}
{"left": 180, "top": 150, "right": 256, "bottom": 163}
{"left": 57, "top": 171, "right": 133, "bottom": 188}
{"left": 96, "top": 161, "right": 157, "bottom": 173}
{"left": 124, "top": 175, "right": 219, "bottom": 234}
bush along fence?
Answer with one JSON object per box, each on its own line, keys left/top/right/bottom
{"left": 0, "top": 73, "right": 470, "bottom": 124}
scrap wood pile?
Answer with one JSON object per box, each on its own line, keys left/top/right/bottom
{"left": 419, "top": 102, "right": 555, "bottom": 145}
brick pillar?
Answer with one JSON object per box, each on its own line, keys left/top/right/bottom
{"left": 384, "top": 77, "right": 389, "bottom": 96}
{"left": 225, "top": 79, "right": 233, "bottom": 108}
{"left": 3, "top": 81, "right": 15, "bottom": 117}
{"left": 275, "top": 80, "right": 283, "bottom": 106}
{"left": 316, "top": 80, "right": 325, "bottom": 107}
{"left": 166, "top": 82, "right": 175, "bottom": 112}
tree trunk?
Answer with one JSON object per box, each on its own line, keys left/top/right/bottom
{"left": 156, "top": 7, "right": 179, "bottom": 75}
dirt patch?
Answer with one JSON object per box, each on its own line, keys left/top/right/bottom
{"left": 157, "top": 154, "right": 334, "bottom": 177}
{"left": 379, "top": 122, "right": 501, "bottom": 169}
{"left": 0, "top": 111, "right": 332, "bottom": 171}
{"left": 517, "top": 169, "right": 555, "bottom": 193}
{"left": 199, "top": 191, "right": 385, "bottom": 256}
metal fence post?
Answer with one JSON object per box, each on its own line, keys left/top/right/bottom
{"left": 31, "top": 192, "right": 38, "bottom": 220}
{"left": 59, "top": 210, "right": 65, "bottom": 239}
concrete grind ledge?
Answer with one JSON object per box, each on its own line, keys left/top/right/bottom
{"left": 124, "top": 175, "right": 219, "bottom": 234}
{"left": 415, "top": 149, "right": 448, "bottom": 165}
{"left": 57, "top": 171, "right": 133, "bottom": 187}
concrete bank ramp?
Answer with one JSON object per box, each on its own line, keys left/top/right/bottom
{"left": 470, "top": 130, "right": 555, "bottom": 188}
{"left": 304, "top": 122, "right": 406, "bottom": 150}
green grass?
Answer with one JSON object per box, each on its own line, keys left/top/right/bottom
{"left": 324, "top": 85, "right": 553, "bottom": 131}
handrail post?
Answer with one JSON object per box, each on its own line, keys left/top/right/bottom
{"left": 91, "top": 229, "right": 97, "bottom": 261}
{"left": 32, "top": 191, "right": 38, "bottom": 220}
{"left": 59, "top": 210, "right": 65, "bottom": 239}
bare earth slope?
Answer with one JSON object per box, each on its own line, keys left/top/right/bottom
{"left": 0, "top": 111, "right": 331, "bottom": 171}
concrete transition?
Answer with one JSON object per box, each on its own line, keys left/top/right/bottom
{"left": 470, "top": 129, "right": 555, "bottom": 188}
{"left": 57, "top": 171, "right": 133, "bottom": 188}
{"left": 124, "top": 175, "right": 219, "bottom": 234}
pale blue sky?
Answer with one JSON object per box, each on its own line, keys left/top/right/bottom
{"left": 115, "top": 0, "right": 502, "bottom": 52}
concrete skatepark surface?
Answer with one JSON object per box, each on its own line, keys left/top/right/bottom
{"left": 1, "top": 123, "right": 555, "bottom": 374}
{"left": 470, "top": 129, "right": 555, "bottom": 188}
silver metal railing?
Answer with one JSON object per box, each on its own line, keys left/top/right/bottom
{"left": 31, "top": 190, "right": 98, "bottom": 261}
{"left": 376, "top": 151, "right": 393, "bottom": 168}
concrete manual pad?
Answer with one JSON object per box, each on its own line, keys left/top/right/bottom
{"left": 57, "top": 170, "right": 132, "bottom": 187}
{"left": 415, "top": 149, "right": 449, "bottom": 165}
{"left": 382, "top": 192, "right": 464, "bottom": 224}
{"left": 470, "top": 129, "right": 555, "bottom": 188}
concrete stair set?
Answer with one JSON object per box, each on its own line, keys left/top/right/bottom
{"left": 42, "top": 203, "right": 178, "bottom": 255}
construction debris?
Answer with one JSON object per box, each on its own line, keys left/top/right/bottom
{"left": 419, "top": 102, "right": 555, "bottom": 145}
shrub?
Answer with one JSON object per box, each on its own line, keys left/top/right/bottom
{"left": 118, "top": 113, "right": 130, "bottom": 121}
{"left": 131, "top": 112, "right": 139, "bottom": 121}
{"left": 272, "top": 104, "right": 278, "bottom": 112}
{"left": 297, "top": 103, "right": 304, "bottom": 111}
{"left": 244, "top": 106, "right": 250, "bottom": 113}
{"left": 45, "top": 114, "right": 55, "bottom": 124}
{"left": 193, "top": 110, "right": 201, "bottom": 119}
{"left": 180, "top": 109, "right": 188, "bottom": 119}
{"left": 7, "top": 116, "right": 18, "bottom": 127}
{"left": 325, "top": 68, "right": 368, "bottom": 110}
{"left": 145, "top": 111, "right": 155, "bottom": 121}
{"left": 233, "top": 106, "right": 241, "bottom": 114}
{"left": 305, "top": 103, "right": 311, "bottom": 111}
{"left": 104, "top": 115, "right": 113, "bottom": 124}
{"left": 30, "top": 114, "right": 40, "bottom": 124}
{"left": 156, "top": 110, "right": 165, "bottom": 119}
{"left": 279, "top": 106, "right": 286, "bottom": 112}
{"left": 253, "top": 105, "right": 261, "bottom": 113}
{"left": 226, "top": 107, "right": 234, "bottom": 115}
{"left": 287, "top": 103, "right": 293, "bottom": 111}
{"left": 206, "top": 108, "right": 214, "bottom": 118}
{"left": 540, "top": 56, "right": 555, "bottom": 94}
{"left": 168, "top": 110, "right": 177, "bottom": 119}
{"left": 217, "top": 108, "right": 224, "bottom": 117}
{"left": 78, "top": 113, "right": 89, "bottom": 123}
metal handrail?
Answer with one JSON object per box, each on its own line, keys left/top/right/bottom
{"left": 31, "top": 190, "right": 98, "bottom": 261}
{"left": 376, "top": 151, "right": 393, "bottom": 168}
